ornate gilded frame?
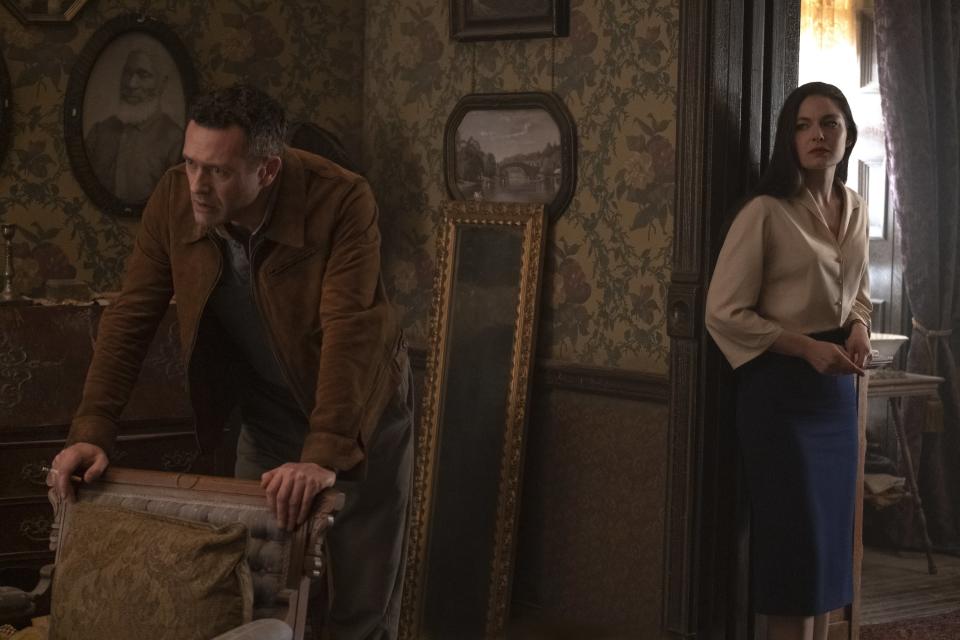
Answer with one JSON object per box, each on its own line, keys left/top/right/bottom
{"left": 63, "top": 14, "right": 196, "bottom": 217}
{"left": 400, "top": 201, "right": 546, "bottom": 639}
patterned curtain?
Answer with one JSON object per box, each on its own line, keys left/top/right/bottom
{"left": 875, "top": 0, "right": 960, "bottom": 547}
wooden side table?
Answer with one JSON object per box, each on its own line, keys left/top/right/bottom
{"left": 866, "top": 369, "right": 943, "bottom": 575}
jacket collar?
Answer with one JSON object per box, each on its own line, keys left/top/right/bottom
{"left": 183, "top": 147, "right": 305, "bottom": 247}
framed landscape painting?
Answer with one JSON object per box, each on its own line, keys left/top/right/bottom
{"left": 444, "top": 92, "right": 576, "bottom": 221}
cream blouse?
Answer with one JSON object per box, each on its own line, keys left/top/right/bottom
{"left": 705, "top": 185, "right": 872, "bottom": 369}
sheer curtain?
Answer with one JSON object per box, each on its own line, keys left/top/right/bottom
{"left": 875, "top": 0, "right": 960, "bottom": 548}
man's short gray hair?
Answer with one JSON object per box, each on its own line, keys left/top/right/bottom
{"left": 187, "top": 85, "right": 286, "bottom": 158}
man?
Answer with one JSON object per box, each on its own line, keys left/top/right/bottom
{"left": 52, "top": 85, "right": 413, "bottom": 640}
{"left": 85, "top": 48, "right": 184, "bottom": 203}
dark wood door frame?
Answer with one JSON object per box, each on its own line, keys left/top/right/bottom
{"left": 663, "top": 2, "right": 799, "bottom": 639}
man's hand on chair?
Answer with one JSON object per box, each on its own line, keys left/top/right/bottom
{"left": 261, "top": 463, "right": 336, "bottom": 532}
{"left": 50, "top": 443, "right": 109, "bottom": 502}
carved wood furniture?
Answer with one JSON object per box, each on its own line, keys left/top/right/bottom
{"left": 0, "top": 302, "right": 200, "bottom": 597}
{"left": 839, "top": 367, "right": 943, "bottom": 637}
{"left": 3, "top": 467, "right": 343, "bottom": 639}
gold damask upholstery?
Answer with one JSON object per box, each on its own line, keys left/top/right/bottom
{"left": 2, "top": 468, "right": 343, "bottom": 640}
{"left": 50, "top": 503, "right": 253, "bottom": 639}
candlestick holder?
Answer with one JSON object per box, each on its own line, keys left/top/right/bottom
{"left": 1, "top": 223, "right": 27, "bottom": 305}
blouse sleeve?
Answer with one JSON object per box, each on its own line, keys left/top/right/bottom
{"left": 705, "top": 197, "right": 784, "bottom": 368}
{"left": 846, "top": 193, "right": 873, "bottom": 332}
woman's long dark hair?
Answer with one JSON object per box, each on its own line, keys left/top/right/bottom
{"left": 754, "top": 81, "right": 858, "bottom": 199}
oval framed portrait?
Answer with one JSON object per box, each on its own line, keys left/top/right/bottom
{"left": 64, "top": 14, "right": 196, "bottom": 216}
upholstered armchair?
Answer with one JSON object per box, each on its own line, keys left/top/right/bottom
{"left": 0, "top": 467, "right": 343, "bottom": 640}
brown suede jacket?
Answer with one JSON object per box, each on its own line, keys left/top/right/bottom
{"left": 68, "top": 148, "right": 405, "bottom": 478}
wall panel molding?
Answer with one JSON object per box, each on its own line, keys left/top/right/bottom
{"left": 409, "top": 346, "right": 668, "bottom": 404}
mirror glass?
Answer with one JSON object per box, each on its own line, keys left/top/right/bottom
{"left": 401, "top": 201, "right": 545, "bottom": 640}
{"left": 422, "top": 225, "right": 523, "bottom": 637}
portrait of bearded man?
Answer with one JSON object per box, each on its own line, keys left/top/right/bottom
{"left": 84, "top": 47, "right": 184, "bottom": 203}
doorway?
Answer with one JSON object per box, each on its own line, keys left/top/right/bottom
{"left": 798, "top": 1, "right": 960, "bottom": 633}
{"left": 665, "top": 1, "right": 958, "bottom": 639}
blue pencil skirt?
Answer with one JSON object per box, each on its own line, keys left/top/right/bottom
{"left": 736, "top": 330, "right": 858, "bottom": 616}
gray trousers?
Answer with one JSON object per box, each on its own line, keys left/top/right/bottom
{"left": 235, "top": 364, "right": 414, "bottom": 640}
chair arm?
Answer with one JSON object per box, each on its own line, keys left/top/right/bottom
{"left": 208, "top": 618, "right": 293, "bottom": 640}
{"left": 28, "top": 565, "right": 53, "bottom": 601}
{"left": 0, "top": 565, "right": 53, "bottom": 624}
{"left": 0, "top": 587, "right": 34, "bottom": 624}
{"left": 302, "top": 488, "right": 344, "bottom": 579}
{"left": 316, "top": 487, "right": 345, "bottom": 520}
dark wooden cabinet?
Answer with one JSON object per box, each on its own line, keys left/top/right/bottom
{"left": 0, "top": 302, "right": 198, "bottom": 592}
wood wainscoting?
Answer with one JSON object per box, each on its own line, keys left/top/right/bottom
{"left": 409, "top": 346, "right": 671, "bottom": 638}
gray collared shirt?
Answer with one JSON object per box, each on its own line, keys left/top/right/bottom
{"left": 206, "top": 191, "right": 309, "bottom": 470}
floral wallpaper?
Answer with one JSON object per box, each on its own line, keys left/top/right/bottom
{"left": 1, "top": 0, "right": 679, "bottom": 374}
{"left": 364, "top": 0, "right": 679, "bottom": 373}
{"left": 0, "top": 0, "right": 363, "bottom": 295}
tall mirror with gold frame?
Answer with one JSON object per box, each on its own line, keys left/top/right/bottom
{"left": 401, "top": 201, "right": 546, "bottom": 640}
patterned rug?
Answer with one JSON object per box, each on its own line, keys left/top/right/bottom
{"left": 860, "top": 608, "right": 960, "bottom": 639}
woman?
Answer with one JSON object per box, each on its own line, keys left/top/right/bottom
{"left": 705, "top": 82, "right": 872, "bottom": 640}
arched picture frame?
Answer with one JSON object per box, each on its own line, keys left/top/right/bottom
{"left": 0, "top": 52, "right": 12, "bottom": 168}
{"left": 287, "top": 121, "right": 360, "bottom": 174}
{"left": 444, "top": 92, "right": 577, "bottom": 222}
{"left": 64, "top": 15, "right": 196, "bottom": 217}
